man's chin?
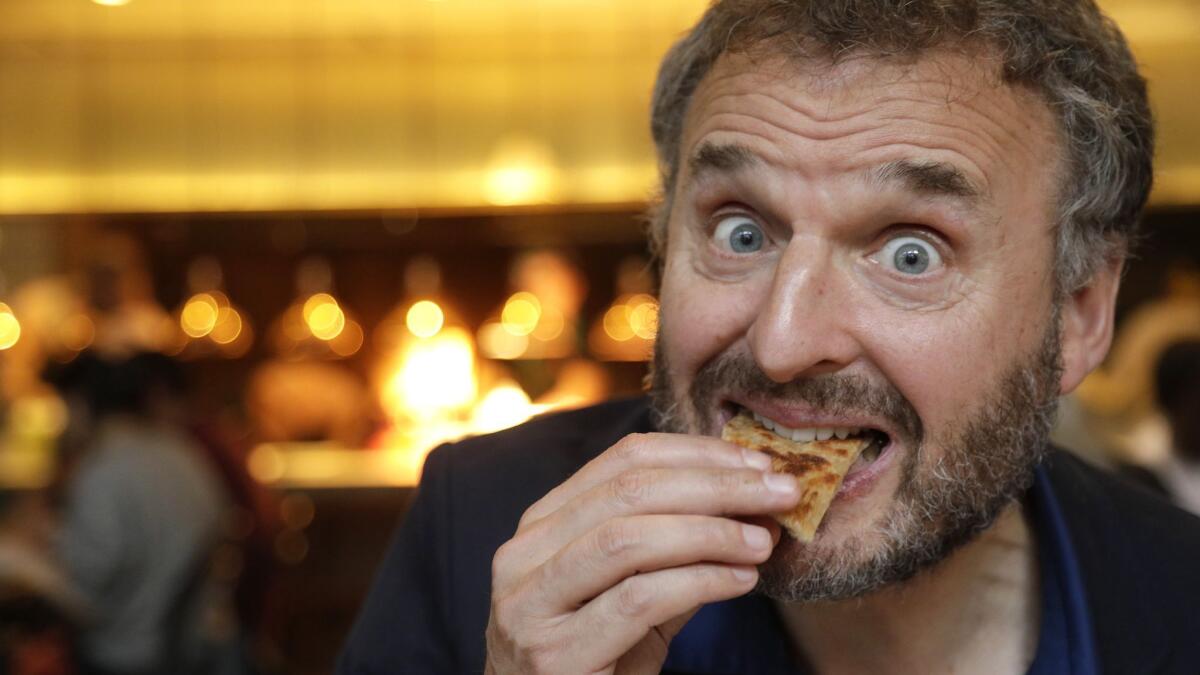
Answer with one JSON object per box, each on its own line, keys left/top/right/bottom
{"left": 755, "top": 492, "right": 907, "bottom": 602}
{"left": 756, "top": 526, "right": 905, "bottom": 603}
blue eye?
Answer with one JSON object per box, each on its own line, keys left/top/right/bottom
{"left": 877, "top": 236, "right": 941, "bottom": 275}
{"left": 713, "top": 216, "right": 765, "bottom": 254}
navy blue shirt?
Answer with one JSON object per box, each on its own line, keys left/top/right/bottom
{"left": 663, "top": 465, "right": 1099, "bottom": 675}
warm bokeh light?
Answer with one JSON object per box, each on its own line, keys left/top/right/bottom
{"left": 0, "top": 304, "right": 21, "bottom": 351}
{"left": 247, "top": 445, "right": 287, "bottom": 484}
{"left": 329, "top": 319, "right": 364, "bottom": 357}
{"left": 627, "top": 294, "right": 659, "bottom": 340}
{"left": 405, "top": 300, "right": 445, "bottom": 339}
{"left": 484, "top": 136, "right": 561, "bottom": 206}
{"left": 270, "top": 294, "right": 359, "bottom": 360}
{"left": 531, "top": 306, "right": 566, "bottom": 342}
{"left": 209, "top": 306, "right": 243, "bottom": 345}
{"left": 471, "top": 382, "right": 539, "bottom": 434}
{"left": 501, "top": 292, "right": 542, "bottom": 336}
{"left": 477, "top": 321, "right": 530, "bottom": 360}
{"left": 602, "top": 304, "right": 635, "bottom": 342}
{"left": 302, "top": 293, "right": 336, "bottom": 322}
{"left": 176, "top": 289, "right": 253, "bottom": 358}
{"left": 0, "top": 302, "right": 20, "bottom": 348}
{"left": 304, "top": 294, "right": 346, "bottom": 341}
{"left": 180, "top": 293, "right": 220, "bottom": 338}
{"left": 215, "top": 322, "right": 254, "bottom": 359}
{"left": 382, "top": 327, "right": 477, "bottom": 420}
{"left": 91, "top": 0, "right": 133, "bottom": 6}
{"left": 591, "top": 293, "right": 658, "bottom": 361}
{"left": 485, "top": 167, "right": 545, "bottom": 206}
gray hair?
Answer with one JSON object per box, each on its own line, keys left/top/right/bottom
{"left": 648, "top": 0, "right": 1154, "bottom": 292}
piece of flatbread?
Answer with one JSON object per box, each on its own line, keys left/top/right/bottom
{"left": 722, "top": 411, "right": 869, "bottom": 542}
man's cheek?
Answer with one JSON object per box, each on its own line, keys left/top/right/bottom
{"left": 878, "top": 314, "right": 1004, "bottom": 432}
{"left": 663, "top": 280, "right": 757, "bottom": 357}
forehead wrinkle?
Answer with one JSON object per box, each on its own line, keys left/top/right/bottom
{"left": 695, "top": 56, "right": 1048, "bottom": 177}
{"left": 680, "top": 62, "right": 1058, "bottom": 219}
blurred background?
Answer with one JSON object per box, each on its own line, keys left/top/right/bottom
{"left": 0, "top": 1, "right": 1196, "bottom": 673}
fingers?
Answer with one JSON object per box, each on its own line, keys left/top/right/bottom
{"left": 486, "top": 432, "right": 786, "bottom": 674}
{"left": 565, "top": 563, "right": 759, "bottom": 672}
{"left": 528, "top": 515, "right": 774, "bottom": 611}
{"left": 518, "top": 433, "right": 772, "bottom": 529}
{"left": 497, "top": 466, "right": 796, "bottom": 584}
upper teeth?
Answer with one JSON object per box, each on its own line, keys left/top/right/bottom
{"left": 752, "top": 411, "right": 862, "bottom": 443}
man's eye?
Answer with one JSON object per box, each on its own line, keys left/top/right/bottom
{"left": 712, "top": 216, "right": 765, "bottom": 254}
{"left": 877, "top": 236, "right": 941, "bottom": 275}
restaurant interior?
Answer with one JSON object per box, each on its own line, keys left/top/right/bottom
{"left": 0, "top": 0, "right": 1197, "bottom": 673}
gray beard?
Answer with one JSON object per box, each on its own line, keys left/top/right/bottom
{"left": 648, "top": 314, "right": 1062, "bottom": 602}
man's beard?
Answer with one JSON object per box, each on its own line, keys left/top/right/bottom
{"left": 648, "top": 314, "right": 1062, "bottom": 602}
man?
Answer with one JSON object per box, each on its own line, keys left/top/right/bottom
{"left": 340, "top": 1, "right": 1200, "bottom": 673}
{"left": 1134, "top": 341, "right": 1200, "bottom": 514}
{"left": 47, "top": 352, "right": 233, "bottom": 675}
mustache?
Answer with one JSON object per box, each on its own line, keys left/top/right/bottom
{"left": 688, "top": 351, "right": 925, "bottom": 447}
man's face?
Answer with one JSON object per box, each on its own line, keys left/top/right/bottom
{"left": 651, "top": 48, "right": 1066, "bottom": 599}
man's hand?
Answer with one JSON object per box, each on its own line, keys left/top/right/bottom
{"left": 484, "top": 432, "right": 800, "bottom": 674}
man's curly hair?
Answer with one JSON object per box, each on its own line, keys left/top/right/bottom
{"left": 648, "top": 0, "right": 1153, "bottom": 293}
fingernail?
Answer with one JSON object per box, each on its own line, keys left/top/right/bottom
{"left": 731, "top": 566, "right": 757, "bottom": 582}
{"left": 763, "top": 473, "right": 797, "bottom": 494}
{"left": 742, "top": 524, "right": 772, "bottom": 550}
{"left": 741, "top": 448, "right": 772, "bottom": 471}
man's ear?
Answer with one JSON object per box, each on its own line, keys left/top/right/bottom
{"left": 1059, "top": 257, "right": 1123, "bottom": 395}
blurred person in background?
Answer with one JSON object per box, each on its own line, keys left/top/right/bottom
{"left": 1142, "top": 341, "right": 1200, "bottom": 514}
{"left": 0, "top": 488, "right": 84, "bottom": 675}
{"left": 44, "top": 352, "right": 241, "bottom": 675}
{"left": 342, "top": 0, "right": 1200, "bottom": 673}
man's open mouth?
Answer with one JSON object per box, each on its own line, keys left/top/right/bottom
{"left": 725, "top": 403, "right": 892, "bottom": 475}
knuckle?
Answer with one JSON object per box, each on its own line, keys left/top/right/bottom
{"left": 714, "top": 520, "right": 746, "bottom": 552}
{"left": 491, "top": 540, "right": 515, "bottom": 581}
{"left": 610, "top": 469, "right": 653, "bottom": 509}
{"left": 490, "top": 590, "right": 563, "bottom": 674}
{"left": 595, "top": 519, "right": 640, "bottom": 560}
{"left": 507, "top": 624, "right": 556, "bottom": 673}
{"left": 714, "top": 468, "right": 749, "bottom": 495}
{"left": 517, "top": 503, "right": 540, "bottom": 528}
{"left": 697, "top": 564, "right": 740, "bottom": 592}
{"left": 611, "top": 433, "right": 649, "bottom": 464}
{"left": 614, "top": 575, "right": 653, "bottom": 619}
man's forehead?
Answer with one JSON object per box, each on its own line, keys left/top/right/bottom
{"left": 687, "top": 140, "right": 987, "bottom": 207}
{"left": 677, "top": 47, "right": 1059, "bottom": 211}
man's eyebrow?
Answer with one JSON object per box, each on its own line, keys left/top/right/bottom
{"left": 685, "top": 142, "right": 761, "bottom": 183}
{"left": 872, "top": 159, "right": 986, "bottom": 204}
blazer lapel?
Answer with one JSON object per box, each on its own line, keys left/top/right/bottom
{"left": 1042, "top": 450, "right": 1170, "bottom": 674}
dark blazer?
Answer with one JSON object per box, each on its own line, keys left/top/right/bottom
{"left": 338, "top": 397, "right": 1200, "bottom": 674}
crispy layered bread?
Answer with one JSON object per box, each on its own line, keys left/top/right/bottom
{"left": 722, "top": 411, "right": 868, "bottom": 542}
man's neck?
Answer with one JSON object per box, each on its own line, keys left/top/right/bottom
{"left": 775, "top": 503, "right": 1040, "bottom": 675}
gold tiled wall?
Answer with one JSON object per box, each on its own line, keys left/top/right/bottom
{"left": 0, "top": 0, "right": 1196, "bottom": 214}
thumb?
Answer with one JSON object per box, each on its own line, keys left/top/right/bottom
{"left": 614, "top": 607, "right": 701, "bottom": 674}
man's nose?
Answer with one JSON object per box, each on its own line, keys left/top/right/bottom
{"left": 746, "top": 240, "right": 863, "bottom": 383}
